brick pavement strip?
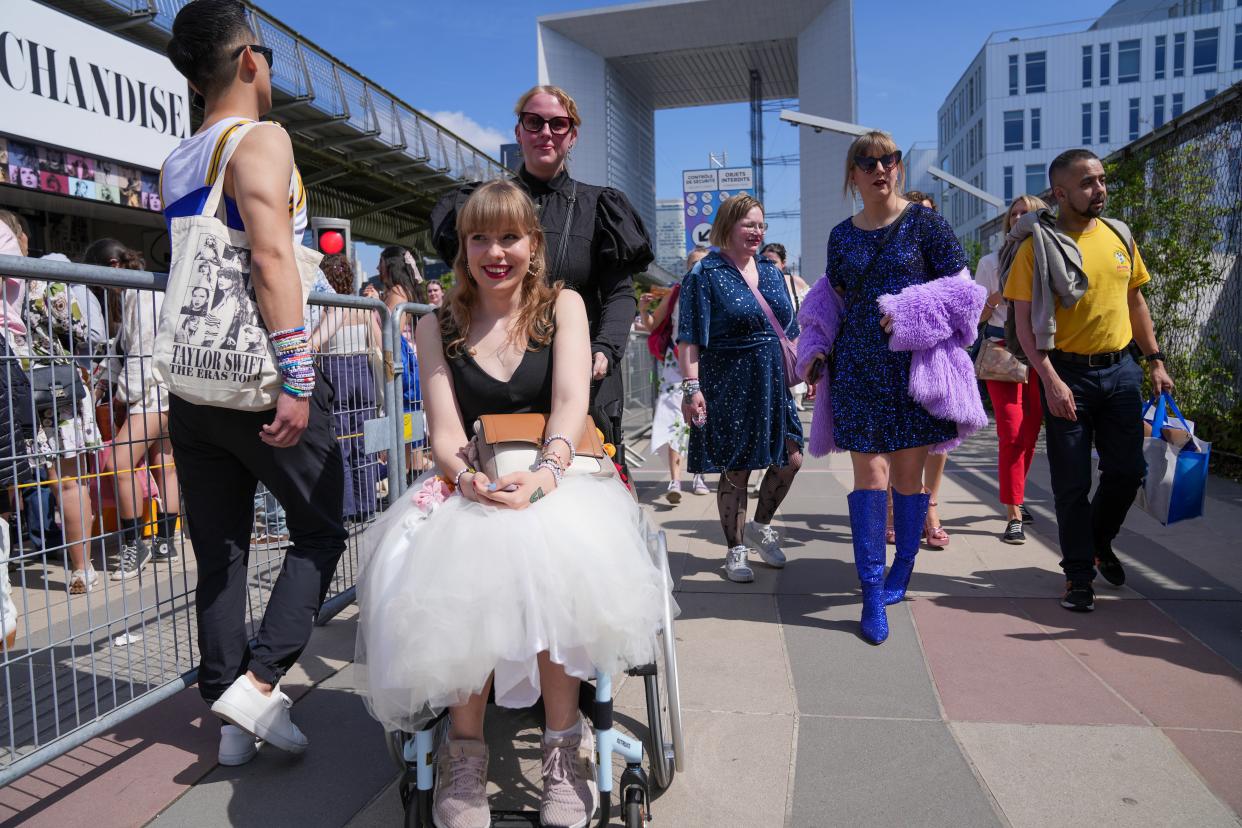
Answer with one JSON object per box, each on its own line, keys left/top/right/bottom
{"left": 2, "top": 427, "right": 1239, "bottom": 827}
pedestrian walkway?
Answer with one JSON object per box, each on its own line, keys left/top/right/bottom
{"left": 2, "top": 421, "right": 1240, "bottom": 827}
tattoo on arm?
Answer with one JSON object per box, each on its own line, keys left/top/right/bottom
{"left": 529, "top": 487, "right": 546, "bottom": 504}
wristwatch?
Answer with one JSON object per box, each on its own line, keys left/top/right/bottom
{"left": 1144, "top": 351, "right": 1166, "bottom": 363}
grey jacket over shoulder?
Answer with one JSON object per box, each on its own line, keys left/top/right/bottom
{"left": 998, "top": 208, "right": 1134, "bottom": 352}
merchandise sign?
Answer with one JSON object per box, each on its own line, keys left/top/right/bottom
{"left": 681, "top": 166, "right": 755, "bottom": 253}
{"left": 0, "top": 0, "right": 190, "bottom": 171}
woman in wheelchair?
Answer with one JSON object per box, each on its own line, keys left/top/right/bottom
{"left": 356, "top": 180, "right": 667, "bottom": 828}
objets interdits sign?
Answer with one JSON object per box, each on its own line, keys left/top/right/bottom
{"left": 0, "top": 0, "right": 189, "bottom": 171}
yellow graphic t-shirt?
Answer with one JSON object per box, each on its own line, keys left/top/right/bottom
{"left": 1004, "top": 221, "right": 1150, "bottom": 355}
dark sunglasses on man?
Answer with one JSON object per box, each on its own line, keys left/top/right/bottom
{"left": 854, "top": 150, "right": 902, "bottom": 174}
{"left": 233, "top": 44, "right": 275, "bottom": 69}
{"left": 518, "top": 111, "right": 574, "bottom": 136}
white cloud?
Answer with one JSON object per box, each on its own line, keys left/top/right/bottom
{"left": 427, "top": 111, "right": 509, "bottom": 159}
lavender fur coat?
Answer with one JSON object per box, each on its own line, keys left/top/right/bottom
{"left": 795, "top": 270, "right": 988, "bottom": 456}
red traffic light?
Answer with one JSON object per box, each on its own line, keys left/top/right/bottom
{"left": 318, "top": 229, "right": 345, "bottom": 255}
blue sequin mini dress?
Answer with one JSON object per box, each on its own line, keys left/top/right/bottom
{"left": 677, "top": 252, "right": 803, "bottom": 473}
{"left": 826, "top": 204, "right": 967, "bottom": 454}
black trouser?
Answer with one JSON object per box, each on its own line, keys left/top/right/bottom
{"left": 169, "top": 378, "right": 347, "bottom": 703}
{"left": 1042, "top": 352, "right": 1146, "bottom": 586}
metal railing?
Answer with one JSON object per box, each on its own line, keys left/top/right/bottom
{"left": 0, "top": 254, "right": 403, "bottom": 787}
{"left": 0, "top": 256, "right": 660, "bottom": 788}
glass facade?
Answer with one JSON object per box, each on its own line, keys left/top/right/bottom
{"left": 1031, "top": 108, "right": 1041, "bottom": 150}
{"left": 1154, "top": 94, "right": 1166, "bottom": 128}
{"left": 1100, "top": 42, "right": 1111, "bottom": 85}
{"left": 1172, "top": 92, "right": 1184, "bottom": 118}
{"left": 1235, "top": 23, "right": 1242, "bottom": 70}
{"left": 1155, "top": 34, "right": 1167, "bottom": 80}
{"left": 1004, "top": 166, "right": 1014, "bottom": 202}
{"left": 1008, "top": 55, "right": 1019, "bottom": 95}
{"left": 1174, "top": 32, "right": 1186, "bottom": 77}
{"left": 1128, "top": 98, "right": 1141, "bottom": 141}
{"left": 1082, "top": 102, "right": 1093, "bottom": 144}
{"left": 1099, "top": 101, "right": 1110, "bottom": 144}
{"left": 1082, "top": 45, "right": 1093, "bottom": 87}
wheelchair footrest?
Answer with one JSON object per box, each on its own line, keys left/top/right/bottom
{"left": 488, "top": 810, "right": 548, "bottom": 826}
{"left": 626, "top": 662, "right": 657, "bottom": 677}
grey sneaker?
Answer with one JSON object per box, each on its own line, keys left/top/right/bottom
{"left": 540, "top": 719, "right": 598, "bottom": 828}
{"left": 745, "top": 521, "right": 787, "bottom": 568}
{"left": 112, "top": 540, "right": 152, "bottom": 581}
{"left": 152, "top": 538, "right": 179, "bottom": 562}
{"left": 724, "top": 546, "right": 754, "bottom": 583}
{"left": 433, "top": 736, "right": 489, "bottom": 828}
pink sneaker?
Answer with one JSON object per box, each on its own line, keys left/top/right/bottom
{"left": 433, "top": 736, "right": 489, "bottom": 828}
{"left": 540, "top": 719, "right": 598, "bottom": 828}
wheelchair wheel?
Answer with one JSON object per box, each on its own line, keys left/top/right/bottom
{"left": 386, "top": 729, "right": 409, "bottom": 775}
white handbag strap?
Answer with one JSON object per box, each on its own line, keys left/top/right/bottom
{"left": 199, "top": 120, "right": 271, "bottom": 221}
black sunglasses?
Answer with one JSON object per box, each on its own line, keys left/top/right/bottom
{"left": 518, "top": 111, "right": 574, "bottom": 136}
{"left": 233, "top": 44, "right": 274, "bottom": 68}
{"left": 854, "top": 150, "right": 902, "bottom": 174}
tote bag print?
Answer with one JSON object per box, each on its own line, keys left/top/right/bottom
{"left": 153, "top": 121, "right": 321, "bottom": 410}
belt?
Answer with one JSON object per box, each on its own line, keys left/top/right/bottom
{"left": 1048, "top": 348, "right": 1129, "bottom": 368}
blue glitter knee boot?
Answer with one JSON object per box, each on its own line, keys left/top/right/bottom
{"left": 885, "top": 490, "right": 931, "bottom": 605}
{"left": 848, "top": 489, "right": 889, "bottom": 645}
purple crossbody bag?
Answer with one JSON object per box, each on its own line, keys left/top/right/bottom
{"left": 743, "top": 271, "right": 800, "bottom": 389}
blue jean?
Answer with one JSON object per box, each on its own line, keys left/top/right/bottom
{"left": 1042, "top": 352, "right": 1146, "bottom": 586}
{"left": 254, "top": 489, "right": 287, "bottom": 535}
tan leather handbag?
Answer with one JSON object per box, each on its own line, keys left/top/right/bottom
{"left": 974, "top": 338, "right": 1029, "bottom": 383}
{"left": 472, "top": 413, "right": 615, "bottom": 480}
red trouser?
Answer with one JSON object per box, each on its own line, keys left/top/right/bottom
{"left": 986, "top": 377, "right": 1043, "bottom": 506}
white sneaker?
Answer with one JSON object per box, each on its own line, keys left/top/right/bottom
{"left": 665, "top": 481, "right": 682, "bottom": 505}
{"left": 68, "top": 567, "right": 98, "bottom": 595}
{"left": 692, "top": 474, "right": 710, "bottom": 496}
{"left": 745, "top": 521, "right": 787, "bottom": 568}
{"left": 210, "top": 675, "right": 308, "bottom": 753}
{"left": 724, "top": 546, "right": 754, "bottom": 583}
{"left": 218, "top": 723, "right": 259, "bottom": 766}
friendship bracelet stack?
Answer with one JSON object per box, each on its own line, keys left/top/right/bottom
{"left": 270, "top": 326, "right": 316, "bottom": 398}
{"left": 535, "top": 434, "right": 576, "bottom": 487}
{"left": 681, "top": 378, "right": 701, "bottom": 396}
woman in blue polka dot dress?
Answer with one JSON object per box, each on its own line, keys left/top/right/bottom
{"left": 678, "top": 195, "right": 804, "bottom": 584}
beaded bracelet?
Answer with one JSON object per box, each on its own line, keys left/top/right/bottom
{"left": 682, "top": 379, "right": 701, "bottom": 396}
{"left": 535, "top": 457, "right": 564, "bottom": 487}
{"left": 541, "top": 434, "right": 576, "bottom": 465}
{"left": 454, "top": 466, "right": 476, "bottom": 491}
{"left": 270, "top": 326, "right": 315, "bottom": 398}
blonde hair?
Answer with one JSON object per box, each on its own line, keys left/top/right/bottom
{"left": 710, "top": 194, "right": 764, "bottom": 249}
{"left": 514, "top": 85, "right": 582, "bottom": 128}
{"left": 1004, "top": 194, "right": 1050, "bottom": 233}
{"left": 444, "top": 180, "right": 558, "bottom": 357}
{"left": 685, "top": 246, "right": 710, "bottom": 269}
{"left": 843, "top": 130, "right": 905, "bottom": 198}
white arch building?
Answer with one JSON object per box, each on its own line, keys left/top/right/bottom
{"left": 536, "top": 0, "right": 857, "bottom": 280}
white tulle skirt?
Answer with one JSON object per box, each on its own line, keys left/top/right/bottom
{"left": 355, "top": 472, "right": 672, "bottom": 734}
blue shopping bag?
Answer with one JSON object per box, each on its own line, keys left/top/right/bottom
{"left": 1137, "top": 393, "right": 1210, "bottom": 525}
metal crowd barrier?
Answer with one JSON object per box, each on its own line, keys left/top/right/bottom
{"left": 0, "top": 257, "right": 653, "bottom": 788}
{"left": 0, "top": 254, "right": 405, "bottom": 787}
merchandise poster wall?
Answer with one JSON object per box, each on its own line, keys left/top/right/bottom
{"left": 0, "top": 0, "right": 191, "bottom": 266}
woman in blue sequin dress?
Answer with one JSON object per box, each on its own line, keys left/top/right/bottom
{"left": 802, "top": 131, "right": 970, "bottom": 646}
{"left": 678, "top": 196, "right": 804, "bottom": 584}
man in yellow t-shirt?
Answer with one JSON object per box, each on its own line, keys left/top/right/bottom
{"left": 1004, "top": 149, "right": 1174, "bottom": 614}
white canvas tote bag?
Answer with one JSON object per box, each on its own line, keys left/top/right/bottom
{"left": 152, "top": 121, "right": 322, "bottom": 410}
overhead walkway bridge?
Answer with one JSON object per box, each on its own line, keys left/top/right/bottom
{"left": 46, "top": 0, "right": 509, "bottom": 247}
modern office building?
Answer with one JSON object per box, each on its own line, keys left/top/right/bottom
{"left": 654, "top": 199, "right": 687, "bottom": 273}
{"left": 537, "top": 0, "right": 856, "bottom": 282}
{"left": 937, "top": 0, "right": 1242, "bottom": 242}
{"left": 903, "top": 142, "right": 938, "bottom": 199}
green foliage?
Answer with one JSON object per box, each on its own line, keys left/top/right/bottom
{"left": 1106, "top": 139, "right": 1240, "bottom": 468}
{"left": 962, "top": 238, "right": 984, "bottom": 274}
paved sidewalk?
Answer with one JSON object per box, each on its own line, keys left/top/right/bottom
{"left": 2, "top": 421, "right": 1240, "bottom": 827}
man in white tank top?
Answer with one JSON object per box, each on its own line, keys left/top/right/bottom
{"left": 162, "top": 0, "right": 345, "bottom": 767}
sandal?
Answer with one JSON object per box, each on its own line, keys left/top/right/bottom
{"left": 924, "top": 500, "right": 949, "bottom": 549}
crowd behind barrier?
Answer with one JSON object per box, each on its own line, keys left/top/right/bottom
{"left": 0, "top": 254, "right": 658, "bottom": 787}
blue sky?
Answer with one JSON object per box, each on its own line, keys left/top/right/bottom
{"left": 255, "top": 0, "right": 1110, "bottom": 274}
